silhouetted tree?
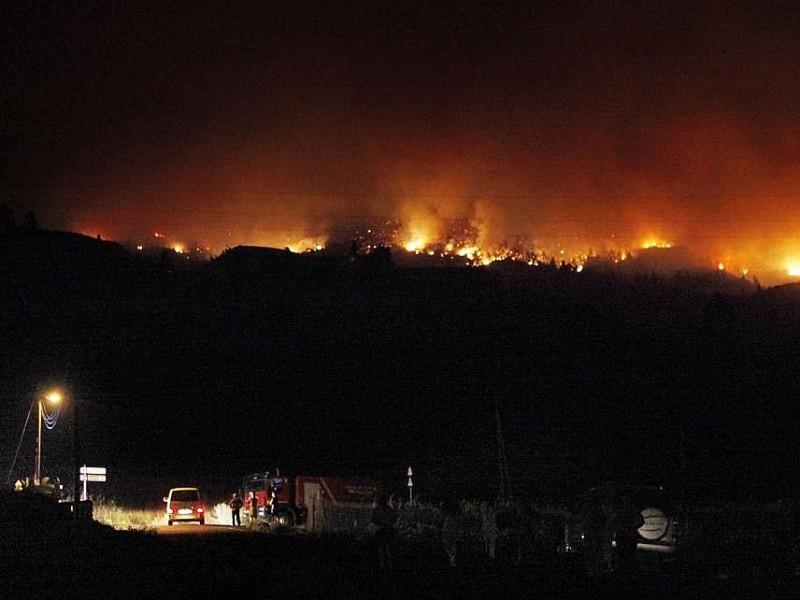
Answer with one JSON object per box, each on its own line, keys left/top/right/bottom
{"left": 0, "top": 203, "right": 14, "bottom": 231}
{"left": 20, "top": 211, "right": 39, "bottom": 231}
{"left": 158, "top": 248, "right": 175, "bottom": 271}
{"left": 369, "top": 245, "right": 393, "bottom": 269}
{"left": 701, "top": 293, "right": 739, "bottom": 342}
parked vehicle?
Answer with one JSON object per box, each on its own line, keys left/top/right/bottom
{"left": 240, "top": 471, "right": 378, "bottom": 528}
{"left": 163, "top": 487, "right": 205, "bottom": 525}
{"left": 562, "top": 484, "right": 688, "bottom": 555}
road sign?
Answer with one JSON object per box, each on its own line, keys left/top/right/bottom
{"left": 79, "top": 466, "right": 106, "bottom": 482}
{"left": 80, "top": 466, "right": 106, "bottom": 475}
{"left": 79, "top": 466, "right": 106, "bottom": 501}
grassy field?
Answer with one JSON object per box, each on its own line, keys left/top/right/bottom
{"left": 3, "top": 490, "right": 798, "bottom": 598}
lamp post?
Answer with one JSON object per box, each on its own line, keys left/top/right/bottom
{"left": 73, "top": 396, "right": 80, "bottom": 516}
{"left": 34, "top": 390, "right": 62, "bottom": 486}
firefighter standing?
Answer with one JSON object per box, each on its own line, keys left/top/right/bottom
{"left": 247, "top": 491, "right": 259, "bottom": 525}
{"left": 229, "top": 492, "right": 243, "bottom": 526}
{"left": 582, "top": 494, "right": 613, "bottom": 577}
{"left": 372, "top": 494, "right": 398, "bottom": 569}
{"left": 611, "top": 497, "right": 644, "bottom": 581}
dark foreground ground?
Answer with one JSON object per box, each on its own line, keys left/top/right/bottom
{"left": 2, "top": 519, "right": 796, "bottom": 600}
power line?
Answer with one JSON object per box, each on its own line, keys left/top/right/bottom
{"left": 5, "top": 401, "right": 34, "bottom": 486}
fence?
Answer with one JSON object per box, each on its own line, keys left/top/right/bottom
{"left": 682, "top": 500, "right": 800, "bottom": 576}
{"left": 305, "top": 495, "right": 374, "bottom": 535}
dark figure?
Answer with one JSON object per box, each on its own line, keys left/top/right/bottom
{"left": 495, "top": 502, "right": 524, "bottom": 564}
{"left": 372, "top": 494, "right": 398, "bottom": 569}
{"left": 247, "top": 492, "right": 259, "bottom": 525}
{"left": 582, "top": 496, "right": 613, "bottom": 577}
{"left": 611, "top": 498, "right": 644, "bottom": 581}
{"left": 229, "top": 492, "right": 243, "bottom": 526}
{"left": 441, "top": 499, "right": 467, "bottom": 566}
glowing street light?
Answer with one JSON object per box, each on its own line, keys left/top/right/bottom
{"left": 34, "top": 390, "right": 62, "bottom": 486}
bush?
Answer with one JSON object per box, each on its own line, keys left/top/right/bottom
{"left": 0, "top": 489, "right": 62, "bottom": 527}
{"left": 396, "top": 501, "right": 444, "bottom": 545}
{"left": 91, "top": 496, "right": 162, "bottom": 529}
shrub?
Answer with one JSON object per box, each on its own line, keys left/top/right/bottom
{"left": 91, "top": 497, "right": 162, "bottom": 529}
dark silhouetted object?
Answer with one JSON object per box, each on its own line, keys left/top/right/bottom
{"left": 21, "top": 211, "right": 38, "bottom": 231}
{"left": 0, "top": 203, "right": 14, "bottom": 231}
{"left": 247, "top": 491, "right": 258, "bottom": 524}
{"left": 371, "top": 494, "right": 397, "bottom": 569}
{"left": 229, "top": 492, "right": 243, "bottom": 526}
{"left": 611, "top": 495, "right": 644, "bottom": 581}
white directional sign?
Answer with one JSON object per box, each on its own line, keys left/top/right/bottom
{"left": 79, "top": 466, "right": 107, "bottom": 482}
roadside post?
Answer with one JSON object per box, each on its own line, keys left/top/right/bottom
{"left": 407, "top": 466, "right": 413, "bottom": 505}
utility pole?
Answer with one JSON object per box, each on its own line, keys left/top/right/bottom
{"left": 73, "top": 396, "right": 80, "bottom": 519}
{"left": 35, "top": 390, "right": 62, "bottom": 487}
{"left": 35, "top": 399, "right": 43, "bottom": 486}
{"left": 495, "top": 395, "right": 512, "bottom": 502}
{"left": 679, "top": 427, "right": 687, "bottom": 502}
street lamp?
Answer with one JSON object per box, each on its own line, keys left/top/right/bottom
{"left": 34, "top": 390, "right": 62, "bottom": 486}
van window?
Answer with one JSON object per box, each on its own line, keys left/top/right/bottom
{"left": 171, "top": 489, "right": 200, "bottom": 502}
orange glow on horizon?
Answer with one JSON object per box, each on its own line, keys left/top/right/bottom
{"left": 404, "top": 239, "right": 425, "bottom": 253}
{"left": 64, "top": 199, "right": 800, "bottom": 286}
{"left": 642, "top": 239, "right": 673, "bottom": 250}
{"left": 786, "top": 261, "right": 800, "bottom": 277}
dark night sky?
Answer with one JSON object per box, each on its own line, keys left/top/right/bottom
{"left": 4, "top": 2, "right": 800, "bottom": 275}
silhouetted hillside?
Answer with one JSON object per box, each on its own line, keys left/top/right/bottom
{"left": 1, "top": 232, "right": 798, "bottom": 505}
{"left": 1, "top": 229, "right": 133, "bottom": 282}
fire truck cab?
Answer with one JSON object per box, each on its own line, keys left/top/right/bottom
{"left": 240, "top": 471, "right": 296, "bottom": 526}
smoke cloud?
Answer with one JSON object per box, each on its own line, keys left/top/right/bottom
{"left": 5, "top": 2, "right": 800, "bottom": 275}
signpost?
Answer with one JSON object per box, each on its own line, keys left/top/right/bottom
{"left": 79, "top": 466, "right": 106, "bottom": 501}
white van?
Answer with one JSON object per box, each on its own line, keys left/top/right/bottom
{"left": 164, "top": 487, "right": 205, "bottom": 525}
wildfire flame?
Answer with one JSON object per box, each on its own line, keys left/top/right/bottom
{"left": 81, "top": 213, "right": 783, "bottom": 283}
{"left": 786, "top": 262, "right": 800, "bottom": 277}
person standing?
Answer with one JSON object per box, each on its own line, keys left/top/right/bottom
{"left": 441, "top": 499, "right": 465, "bottom": 567}
{"left": 247, "top": 491, "right": 259, "bottom": 526}
{"left": 229, "top": 492, "right": 243, "bottom": 526}
{"left": 582, "top": 495, "right": 613, "bottom": 577}
{"left": 611, "top": 497, "right": 644, "bottom": 582}
{"left": 371, "top": 494, "right": 398, "bottom": 569}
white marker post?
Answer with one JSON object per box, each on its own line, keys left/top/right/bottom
{"left": 407, "top": 465, "right": 414, "bottom": 505}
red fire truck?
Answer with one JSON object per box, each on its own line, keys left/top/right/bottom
{"left": 239, "top": 470, "right": 379, "bottom": 528}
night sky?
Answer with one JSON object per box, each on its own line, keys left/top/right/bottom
{"left": 4, "top": 2, "right": 800, "bottom": 274}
